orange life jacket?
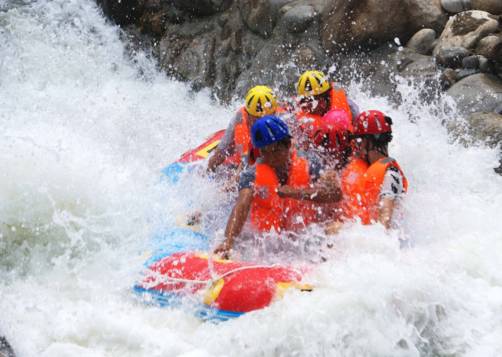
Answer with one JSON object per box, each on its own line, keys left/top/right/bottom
{"left": 250, "top": 151, "right": 316, "bottom": 233}
{"left": 295, "top": 86, "right": 353, "bottom": 139}
{"left": 341, "top": 157, "right": 408, "bottom": 225}
{"left": 225, "top": 107, "right": 252, "bottom": 166}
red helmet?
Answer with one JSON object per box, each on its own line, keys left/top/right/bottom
{"left": 354, "top": 110, "right": 392, "bottom": 136}
{"left": 313, "top": 109, "right": 352, "bottom": 151}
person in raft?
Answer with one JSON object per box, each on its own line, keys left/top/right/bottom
{"left": 281, "top": 108, "right": 355, "bottom": 223}
{"left": 293, "top": 70, "right": 359, "bottom": 150}
{"left": 214, "top": 115, "right": 342, "bottom": 258}
{"left": 326, "top": 110, "right": 408, "bottom": 233}
{"left": 277, "top": 110, "right": 408, "bottom": 232}
{"left": 207, "top": 85, "right": 279, "bottom": 173}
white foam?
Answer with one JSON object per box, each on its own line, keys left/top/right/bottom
{"left": 1, "top": 0, "right": 502, "bottom": 356}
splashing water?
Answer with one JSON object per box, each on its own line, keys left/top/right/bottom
{"left": 1, "top": 1, "right": 502, "bottom": 356}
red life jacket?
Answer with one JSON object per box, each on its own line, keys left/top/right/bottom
{"left": 341, "top": 157, "right": 408, "bottom": 224}
{"left": 250, "top": 151, "right": 316, "bottom": 232}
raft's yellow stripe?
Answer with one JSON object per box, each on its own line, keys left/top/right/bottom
{"left": 195, "top": 140, "right": 220, "bottom": 159}
{"left": 203, "top": 279, "right": 225, "bottom": 305}
{"left": 275, "top": 281, "right": 314, "bottom": 300}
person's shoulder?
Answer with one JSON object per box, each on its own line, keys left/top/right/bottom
{"left": 238, "top": 164, "right": 257, "bottom": 191}
{"left": 380, "top": 164, "right": 406, "bottom": 198}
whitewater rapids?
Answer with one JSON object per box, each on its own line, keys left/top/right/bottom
{"left": 1, "top": 1, "right": 502, "bottom": 356}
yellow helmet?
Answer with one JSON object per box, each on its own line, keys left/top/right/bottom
{"left": 296, "top": 70, "right": 331, "bottom": 96}
{"left": 244, "top": 85, "right": 277, "bottom": 117}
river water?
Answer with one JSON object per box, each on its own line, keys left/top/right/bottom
{"left": 1, "top": 1, "right": 502, "bottom": 356}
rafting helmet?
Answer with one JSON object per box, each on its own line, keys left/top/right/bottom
{"left": 296, "top": 70, "right": 331, "bottom": 97}
{"left": 354, "top": 110, "right": 392, "bottom": 136}
{"left": 353, "top": 110, "right": 393, "bottom": 152}
{"left": 313, "top": 109, "right": 352, "bottom": 151}
{"left": 251, "top": 115, "right": 291, "bottom": 148}
{"left": 245, "top": 85, "right": 278, "bottom": 117}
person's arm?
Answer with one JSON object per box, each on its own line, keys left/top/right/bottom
{"left": 207, "top": 113, "right": 239, "bottom": 172}
{"left": 378, "top": 197, "right": 396, "bottom": 229}
{"left": 277, "top": 182, "right": 341, "bottom": 203}
{"left": 277, "top": 168, "right": 342, "bottom": 203}
{"left": 377, "top": 167, "right": 405, "bottom": 229}
{"left": 207, "top": 145, "right": 232, "bottom": 172}
{"left": 214, "top": 188, "right": 253, "bottom": 258}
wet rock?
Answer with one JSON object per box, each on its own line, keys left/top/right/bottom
{"left": 281, "top": 5, "right": 317, "bottom": 34}
{"left": 471, "top": 0, "right": 502, "bottom": 14}
{"left": 436, "top": 46, "right": 471, "bottom": 67}
{"left": 478, "top": 55, "right": 491, "bottom": 72}
{"left": 476, "top": 34, "right": 502, "bottom": 61}
{"left": 239, "top": 0, "right": 291, "bottom": 38}
{"left": 433, "top": 11, "right": 499, "bottom": 56}
{"left": 441, "top": 67, "right": 459, "bottom": 88}
{"left": 172, "top": 0, "right": 233, "bottom": 15}
{"left": 96, "top": 0, "right": 144, "bottom": 26}
{"left": 495, "top": 159, "right": 502, "bottom": 174}
{"left": 234, "top": 39, "right": 328, "bottom": 98}
{"left": 406, "top": 28, "right": 437, "bottom": 54}
{"left": 465, "top": 112, "right": 502, "bottom": 146}
{"left": 157, "top": 19, "right": 218, "bottom": 88}
{"left": 0, "top": 337, "right": 15, "bottom": 357}
{"left": 456, "top": 67, "right": 480, "bottom": 79}
{"left": 441, "top": 0, "right": 471, "bottom": 13}
{"left": 462, "top": 54, "right": 480, "bottom": 68}
{"left": 343, "top": 47, "right": 441, "bottom": 103}
{"left": 398, "top": 49, "right": 442, "bottom": 101}
{"left": 396, "top": 48, "right": 439, "bottom": 78}
{"left": 447, "top": 73, "right": 502, "bottom": 113}
{"left": 320, "top": 0, "right": 447, "bottom": 52}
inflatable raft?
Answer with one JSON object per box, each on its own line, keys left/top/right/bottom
{"left": 134, "top": 130, "right": 312, "bottom": 320}
{"left": 161, "top": 129, "right": 225, "bottom": 183}
{"left": 134, "top": 242, "right": 311, "bottom": 320}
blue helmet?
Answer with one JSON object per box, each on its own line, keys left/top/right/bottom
{"left": 251, "top": 115, "right": 291, "bottom": 149}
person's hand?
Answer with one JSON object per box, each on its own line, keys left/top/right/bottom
{"left": 325, "top": 221, "right": 343, "bottom": 235}
{"left": 213, "top": 241, "right": 232, "bottom": 260}
{"left": 277, "top": 185, "right": 297, "bottom": 198}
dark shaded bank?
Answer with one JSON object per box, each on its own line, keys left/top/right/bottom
{"left": 96, "top": 0, "right": 502, "bottom": 173}
{"left": 0, "top": 337, "right": 15, "bottom": 357}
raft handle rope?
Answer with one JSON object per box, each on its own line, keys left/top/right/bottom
{"left": 143, "top": 262, "right": 303, "bottom": 289}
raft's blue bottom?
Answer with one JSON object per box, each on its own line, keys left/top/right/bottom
{"left": 161, "top": 162, "right": 187, "bottom": 184}
{"left": 136, "top": 226, "right": 244, "bottom": 321}
{"left": 144, "top": 227, "right": 210, "bottom": 267}
{"left": 133, "top": 285, "right": 243, "bottom": 322}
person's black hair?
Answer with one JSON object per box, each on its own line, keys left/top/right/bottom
{"left": 277, "top": 136, "right": 292, "bottom": 148}
{"left": 364, "top": 116, "right": 393, "bottom": 156}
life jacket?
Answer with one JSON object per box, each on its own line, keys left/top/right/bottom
{"left": 250, "top": 151, "right": 316, "bottom": 233}
{"left": 295, "top": 86, "right": 353, "bottom": 148}
{"left": 341, "top": 157, "right": 408, "bottom": 225}
{"left": 224, "top": 107, "right": 253, "bottom": 166}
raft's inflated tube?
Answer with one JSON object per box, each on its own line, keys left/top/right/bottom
{"left": 135, "top": 251, "right": 310, "bottom": 320}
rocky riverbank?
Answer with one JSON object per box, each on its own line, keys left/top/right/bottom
{"left": 96, "top": 0, "right": 502, "bottom": 172}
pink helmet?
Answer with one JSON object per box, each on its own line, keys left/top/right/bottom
{"left": 313, "top": 109, "right": 352, "bottom": 151}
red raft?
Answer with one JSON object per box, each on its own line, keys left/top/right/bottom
{"left": 135, "top": 251, "right": 312, "bottom": 320}
{"left": 178, "top": 130, "right": 225, "bottom": 164}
